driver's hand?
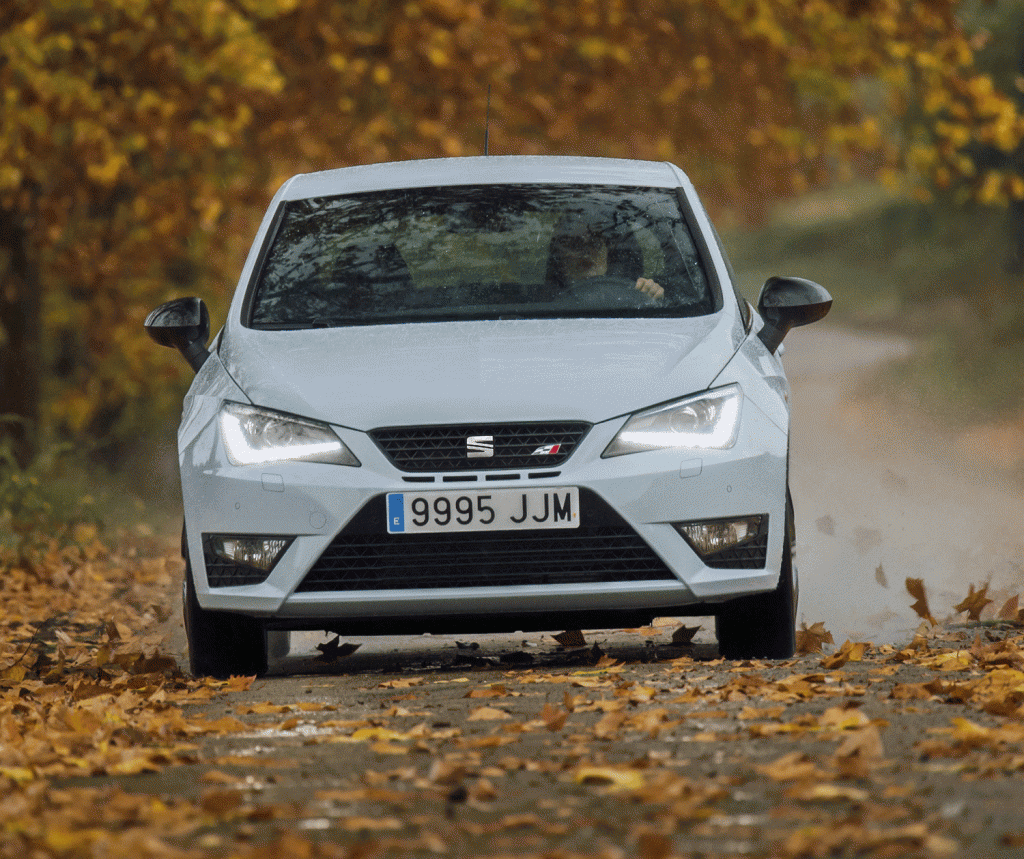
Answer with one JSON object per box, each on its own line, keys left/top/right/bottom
{"left": 635, "top": 277, "right": 664, "bottom": 299}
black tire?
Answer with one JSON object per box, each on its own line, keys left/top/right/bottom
{"left": 714, "top": 495, "right": 798, "bottom": 660}
{"left": 183, "top": 559, "right": 268, "bottom": 678}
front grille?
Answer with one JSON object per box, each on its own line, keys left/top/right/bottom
{"left": 296, "top": 489, "right": 677, "bottom": 591}
{"left": 369, "top": 422, "right": 591, "bottom": 472}
{"left": 203, "top": 549, "right": 272, "bottom": 587}
{"left": 702, "top": 532, "right": 769, "bottom": 569}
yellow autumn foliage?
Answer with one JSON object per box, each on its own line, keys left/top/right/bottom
{"left": 0, "top": 0, "right": 1021, "bottom": 467}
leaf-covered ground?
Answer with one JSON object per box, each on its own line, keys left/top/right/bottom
{"left": 3, "top": 533, "right": 1024, "bottom": 858}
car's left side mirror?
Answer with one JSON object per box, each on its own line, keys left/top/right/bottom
{"left": 756, "top": 276, "right": 832, "bottom": 354}
{"left": 144, "top": 297, "right": 211, "bottom": 372}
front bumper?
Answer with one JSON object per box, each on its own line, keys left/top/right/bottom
{"left": 180, "top": 395, "right": 789, "bottom": 631}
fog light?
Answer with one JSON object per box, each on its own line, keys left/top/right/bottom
{"left": 674, "top": 516, "right": 765, "bottom": 559}
{"left": 206, "top": 534, "right": 292, "bottom": 572}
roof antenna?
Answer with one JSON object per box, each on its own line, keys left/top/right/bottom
{"left": 484, "top": 85, "right": 491, "bottom": 156}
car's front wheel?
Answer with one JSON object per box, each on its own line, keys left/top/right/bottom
{"left": 183, "top": 560, "right": 269, "bottom": 678}
{"left": 714, "top": 495, "right": 797, "bottom": 660}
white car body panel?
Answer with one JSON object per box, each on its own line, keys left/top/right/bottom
{"left": 219, "top": 316, "right": 737, "bottom": 429}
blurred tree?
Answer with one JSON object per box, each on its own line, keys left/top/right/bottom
{"left": 0, "top": 0, "right": 291, "bottom": 466}
{"left": 1, "top": 0, "right": 1021, "bottom": 465}
{"left": 955, "top": 0, "right": 1024, "bottom": 283}
{"left": 254, "top": 1, "right": 1024, "bottom": 215}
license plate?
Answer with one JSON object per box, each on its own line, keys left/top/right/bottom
{"left": 386, "top": 487, "right": 579, "bottom": 534}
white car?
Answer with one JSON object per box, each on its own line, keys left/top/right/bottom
{"left": 146, "top": 155, "right": 831, "bottom": 677}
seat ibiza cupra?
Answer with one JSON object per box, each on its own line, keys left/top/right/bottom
{"left": 145, "top": 155, "right": 831, "bottom": 677}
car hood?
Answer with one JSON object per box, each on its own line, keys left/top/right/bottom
{"left": 219, "top": 316, "right": 740, "bottom": 430}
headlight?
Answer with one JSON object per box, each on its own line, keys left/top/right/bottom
{"left": 602, "top": 385, "right": 742, "bottom": 457}
{"left": 220, "top": 402, "right": 360, "bottom": 466}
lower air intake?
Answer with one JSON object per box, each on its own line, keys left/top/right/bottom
{"left": 296, "top": 490, "right": 677, "bottom": 591}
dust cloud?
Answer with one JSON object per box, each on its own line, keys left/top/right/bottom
{"left": 785, "top": 326, "right": 1024, "bottom": 644}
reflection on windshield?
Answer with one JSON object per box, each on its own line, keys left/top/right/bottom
{"left": 248, "top": 184, "right": 717, "bottom": 328}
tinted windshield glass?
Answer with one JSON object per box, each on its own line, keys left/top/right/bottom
{"left": 247, "top": 184, "right": 717, "bottom": 328}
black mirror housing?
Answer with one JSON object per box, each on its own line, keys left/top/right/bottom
{"left": 755, "top": 276, "right": 832, "bottom": 354}
{"left": 144, "top": 297, "right": 211, "bottom": 372}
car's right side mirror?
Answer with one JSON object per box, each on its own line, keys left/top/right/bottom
{"left": 144, "top": 296, "right": 211, "bottom": 372}
{"left": 756, "top": 276, "right": 832, "bottom": 354}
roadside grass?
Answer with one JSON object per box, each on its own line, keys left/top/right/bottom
{"left": 723, "top": 184, "right": 1024, "bottom": 428}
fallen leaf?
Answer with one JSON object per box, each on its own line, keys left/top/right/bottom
{"left": 200, "top": 788, "right": 245, "bottom": 816}
{"left": 377, "top": 678, "right": 425, "bottom": 689}
{"left": 670, "top": 624, "right": 700, "bottom": 645}
{"left": 592, "top": 711, "right": 628, "bottom": 740}
{"left": 467, "top": 706, "right": 511, "bottom": 721}
{"left": 470, "top": 777, "right": 498, "bottom": 801}
{"left": 738, "top": 705, "right": 786, "bottom": 721}
{"left": 906, "top": 577, "right": 936, "bottom": 625}
{"left": 998, "top": 595, "right": 1020, "bottom": 621}
{"left": 832, "top": 724, "right": 886, "bottom": 779}
{"left": 351, "top": 727, "right": 411, "bottom": 742}
{"left": 553, "top": 630, "right": 587, "bottom": 647}
{"left": 339, "top": 817, "right": 404, "bottom": 832}
{"left": 796, "top": 622, "right": 834, "bottom": 654}
{"left": 822, "top": 639, "right": 869, "bottom": 669}
{"left": 0, "top": 766, "right": 35, "bottom": 784}
{"left": 427, "top": 759, "right": 466, "bottom": 785}
{"left": 785, "top": 782, "right": 870, "bottom": 803}
{"left": 573, "top": 765, "right": 646, "bottom": 792}
{"left": 539, "top": 702, "right": 569, "bottom": 731}
{"left": 315, "top": 636, "right": 360, "bottom": 662}
{"left": 755, "top": 752, "right": 830, "bottom": 782}
{"left": 466, "top": 684, "right": 509, "bottom": 699}
{"left": 195, "top": 716, "right": 248, "bottom": 734}
{"left": 636, "top": 831, "right": 673, "bottom": 859}
{"left": 875, "top": 563, "right": 888, "bottom": 588}
{"left": 954, "top": 583, "right": 993, "bottom": 621}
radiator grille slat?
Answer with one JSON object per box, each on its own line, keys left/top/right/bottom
{"left": 369, "top": 422, "right": 590, "bottom": 472}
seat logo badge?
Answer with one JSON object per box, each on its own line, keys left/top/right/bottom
{"left": 467, "top": 435, "right": 494, "bottom": 458}
{"left": 530, "top": 444, "right": 561, "bottom": 455}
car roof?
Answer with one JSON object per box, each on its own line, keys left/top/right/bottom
{"left": 277, "top": 156, "right": 685, "bottom": 200}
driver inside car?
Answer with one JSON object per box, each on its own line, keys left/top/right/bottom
{"left": 548, "top": 222, "right": 664, "bottom": 300}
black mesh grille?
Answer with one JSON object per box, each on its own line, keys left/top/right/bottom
{"left": 203, "top": 549, "right": 272, "bottom": 588}
{"left": 296, "top": 489, "right": 677, "bottom": 591}
{"left": 369, "top": 422, "right": 591, "bottom": 472}
{"left": 702, "top": 532, "right": 769, "bottom": 569}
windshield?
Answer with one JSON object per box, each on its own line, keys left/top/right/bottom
{"left": 246, "top": 184, "right": 718, "bottom": 328}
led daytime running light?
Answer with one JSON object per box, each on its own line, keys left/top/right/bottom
{"left": 603, "top": 385, "right": 742, "bottom": 457}
{"left": 220, "top": 402, "right": 359, "bottom": 466}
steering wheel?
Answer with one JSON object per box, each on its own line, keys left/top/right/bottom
{"left": 569, "top": 275, "right": 660, "bottom": 307}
